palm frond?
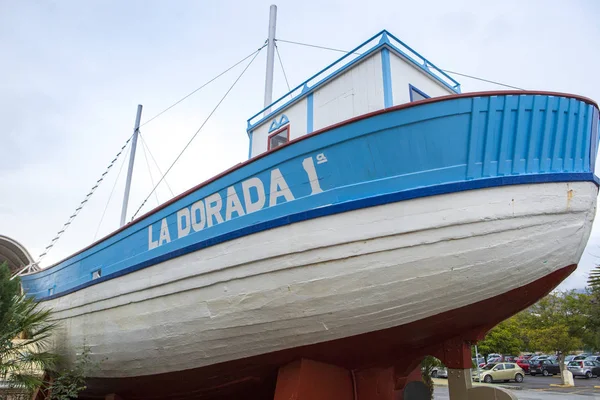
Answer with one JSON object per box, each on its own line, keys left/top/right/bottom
{"left": 588, "top": 265, "right": 600, "bottom": 289}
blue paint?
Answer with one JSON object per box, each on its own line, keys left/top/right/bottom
{"left": 408, "top": 84, "right": 430, "bottom": 102}
{"left": 381, "top": 48, "right": 393, "bottom": 108}
{"left": 268, "top": 114, "right": 289, "bottom": 133}
{"left": 247, "top": 30, "right": 461, "bottom": 132}
{"left": 307, "top": 93, "right": 314, "bottom": 133}
{"left": 248, "top": 131, "right": 253, "bottom": 159}
{"left": 21, "top": 94, "right": 599, "bottom": 302}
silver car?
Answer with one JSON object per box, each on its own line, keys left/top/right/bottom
{"left": 566, "top": 360, "right": 600, "bottom": 378}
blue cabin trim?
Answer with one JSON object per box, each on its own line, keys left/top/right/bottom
{"left": 21, "top": 92, "right": 600, "bottom": 302}
{"left": 381, "top": 48, "right": 393, "bottom": 107}
{"left": 409, "top": 84, "right": 430, "bottom": 101}
{"left": 248, "top": 131, "right": 253, "bottom": 159}
{"left": 246, "top": 29, "right": 462, "bottom": 134}
{"left": 307, "top": 93, "right": 314, "bottom": 133}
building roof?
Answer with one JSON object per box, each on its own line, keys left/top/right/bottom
{"left": 0, "top": 235, "right": 33, "bottom": 275}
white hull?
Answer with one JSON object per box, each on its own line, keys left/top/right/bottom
{"left": 47, "top": 181, "right": 597, "bottom": 378}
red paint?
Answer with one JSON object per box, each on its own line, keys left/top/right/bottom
{"left": 267, "top": 124, "right": 291, "bottom": 151}
{"left": 80, "top": 264, "right": 577, "bottom": 400}
{"left": 274, "top": 359, "right": 354, "bottom": 400}
{"left": 43, "top": 88, "right": 599, "bottom": 270}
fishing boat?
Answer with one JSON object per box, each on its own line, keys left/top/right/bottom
{"left": 18, "top": 6, "right": 599, "bottom": 400}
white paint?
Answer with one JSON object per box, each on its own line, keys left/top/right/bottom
{"left": 268, "top": 168, "right": 294, "bottom": 206}
{"left": 225, "top": 186, "right": 245, "bottom": 221}
{"left": 251, "top": 98, "right": 307, "bottom": 157}
{"left": 190, "top": 200, "right": 206, "bottom": 232}
{"left": 177, "top": 208, "right": 191, "bottom": 238}
{"left": 204, "top": 193, "right": 224, "bottom": 227}
{"left": 302, "top": 156, "right": 324, "bottom": 195}
{"left": 147, "top": 225, "right": 159, "bottom": 250}
{"left": 158, "top": 218, "right": 170, "bottom": 245}
{"left": 389, "top": 52, "right": 455, "bottom": 106}
{"left": 313, "top": 52, "right": 384, "bottom": 131}
{"left": 45, "top": 182, "right": 597, "bottom": 380}
{"left": 242, "top": 177, "right": 266, "bottom": 214}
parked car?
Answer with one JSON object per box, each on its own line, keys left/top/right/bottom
{"left": 472, "top": 363, "right": 524, "bottom": 383}
{"left": 487, "top": 353, "right": 501, "bottom": 361}
{"left": 567, "top": 360, "right": 600, "bottom": 378}
{"left": 515, "top": 359, "right": 530, "bottom": 374}
{"left": 472, "top": 357, "right": 485, "bottom": 366}
{"left": 585, "top": 356, "right": 600, "bottom": 363}
{"left": 502, "top": 355, "right": 518, "bottom": 362}
{"left": 530, "top": 359, "right": 561, "bottom": 376}
{"left": 528, "top": 355, "right": 549, "bottom": 366}
{"left": 431, "top": 366, "right": 448, "bottom": 378}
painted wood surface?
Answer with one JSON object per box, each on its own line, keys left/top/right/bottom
{"left": 46, "top": 181, "right": 596, "bottom": 378}
{"left": 21, "top": 93, "right": 599, "bottom": 301}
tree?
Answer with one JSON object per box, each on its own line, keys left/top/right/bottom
{"left": 476, "top": 318, "right": 524, "bottom": 358}
{"left": 524, "top": 290, "right": 591, "bottom": 384}
{"left": 0, "top": 294, "right": 57, "bottom": 399}
{"left": 0, "top": 262, "right": 21, "bottom": 325}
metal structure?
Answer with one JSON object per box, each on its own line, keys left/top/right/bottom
{"left": 263, "top": 4, "right": 277, "bottom": 115}
{"left": 0, "top": 235, "right": 35, "bottom": 275}
{"left": 120, "top": 104, "right": 143, "bottom": 227}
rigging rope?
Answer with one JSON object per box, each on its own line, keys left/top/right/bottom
{"left": 93, "top": 140, "right": 131, "bottom": 241}
{"left": 13, "top": 44, "right": 268, "bottom": 275}
{"left": 130, "top": 45, "right": 265, "bottom": 221}
{"left": 139, "top": 44, "right": 268, "bottom": 128}
{"left": 275, "top": 43, "right": 292, "bottom": 96}
{"left": 139, "top": 132, "right": 161, "bottom": 206}
{"left": 276, "top": 38, "right": 525, "bottom": 91}
{"left": 139, "top": 133, "right": 175, "bottom": 197}
{"left": 32, "top": 135, "right": 135, "bottom": 268}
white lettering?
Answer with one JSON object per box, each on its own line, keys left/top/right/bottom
{"left": 269, "top": 168, "right": 295, "bottom": 206}
{"left": 159, "top": 218, "right": 171, "bottom": 245}
{"left": 148, "top": 224, "right": 159, "bottom": 250}
{"left": 302, "top": 157, "right": 324, "bottom": 195}
{"left": 242, "top": 177, "right": 266, "bottom": 214}
{"left": 191, "top": 200, "right": 206, "bottom": 232}
{"left": 225, "top": 186, "right": 246, "bottom": 221}
{"left": 177, "top": 208, "right": 191, "bottom": 238}
{"left": 205, "top": 193, "right": 225, "bottom": 227}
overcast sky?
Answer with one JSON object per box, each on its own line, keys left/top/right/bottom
{"left": 1, "top": 0, "right": 599, "bottom": 289}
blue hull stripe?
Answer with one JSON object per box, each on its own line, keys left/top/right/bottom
{"left": 40, "top": 172, "right": 598, "bottom": 302}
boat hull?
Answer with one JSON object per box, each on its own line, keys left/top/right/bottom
{"left": 48, "top": 181, "right": 596, "bottom": 381}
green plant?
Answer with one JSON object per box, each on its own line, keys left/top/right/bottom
{"left": 49, "top": 345, "right": 97, "bottom": 400}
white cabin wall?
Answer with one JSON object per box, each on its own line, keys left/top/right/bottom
{"left": 313, "top": 53, "right": 384, "bottom": 131}
{"left": 389, "top": 54, "right": 455, "bottom": 106}
{"left": 250, "top": 98, "right": 307, "bottom": 157}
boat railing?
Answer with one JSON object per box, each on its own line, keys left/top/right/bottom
{"left": 247, "top": 29, "right": 461, "bottom": 131}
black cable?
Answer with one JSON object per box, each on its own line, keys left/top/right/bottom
{"left": 275, "top": 44, "right": 292, "bottom": 96}
{"left": 139, "top": 133, "right": 175, "bottom": 197}
{"left": 131, "top": 46, "right": 264, "bottom": 220}
{"left": 139, "top": 44, "right": 268, "bottom": 128}
{"left": 277, "top": 38, "right": 525, "bottom": 91}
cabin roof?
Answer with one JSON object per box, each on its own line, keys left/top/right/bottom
{"left": 246, "top": 29, "right": 461, "bottom": 135}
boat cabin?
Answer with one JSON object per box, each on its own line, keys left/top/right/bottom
{"left": 246, "top": 30, "right": 461, "bottom": 158}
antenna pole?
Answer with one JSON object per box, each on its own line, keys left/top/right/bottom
{"left": 120, "top": 104, "right": 143, "bottom": 227}
{"left": 263, "top": 4, "right": 277, "bottom": 116}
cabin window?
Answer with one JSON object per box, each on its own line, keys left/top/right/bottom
{"left": 409, "top": 84, "right": 430, "bottom": 102}
{"left": 48, "top": 287, "right": 55, "bottom": 296}
{"left": 92, "top": 269, "right": 102, "bottom": 280}
{"left": 268, "top": 125, "right": 290, "bottom": 150}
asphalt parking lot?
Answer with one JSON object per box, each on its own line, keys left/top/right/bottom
{"left": 433, "top": 375, "right": 600, "bottom": 398}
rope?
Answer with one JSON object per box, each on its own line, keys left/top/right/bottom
{"left": 275, "top": 43, "right": 292, "bottom": 96}
{"left": 130, "top": 46, "right": 264, "bottom": 221}
{"left": 139, "top": 44, "right": 268, "bottom": 128}
{"left": 33, "top": 135, "right": 134, "bottom": 267}
{"left": 93, "top": 139, "right": 131, "bottom": 241}
{"left": 276, "top": 38, "right": 525, "bottom": 91}
{"left": 139, "top": 132, "right": 161, "bottom": 206}
{"left": 139, "top": 133, "right": 174, "bottom": 197}
{"left": 276, "top": 38, "right": 362, "bottom": 56}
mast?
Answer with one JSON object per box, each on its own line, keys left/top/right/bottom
{"left": 120, "top": 104, "right": 143, "bottom": 227}
{"left": 263, "top": 4, "right": 277, "bottom": 116}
